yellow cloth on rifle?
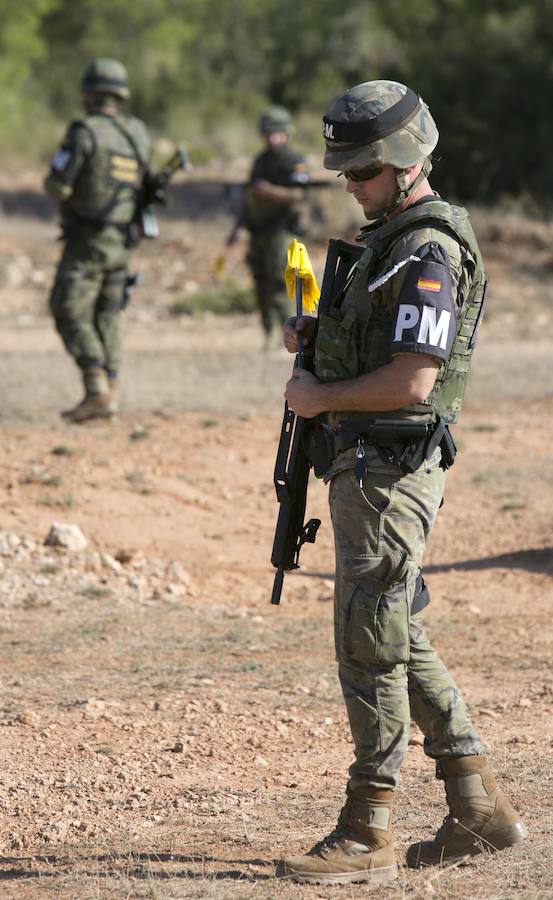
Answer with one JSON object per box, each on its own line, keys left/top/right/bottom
{"left": 284, "top": 239, "right": 320, "bottom": 313}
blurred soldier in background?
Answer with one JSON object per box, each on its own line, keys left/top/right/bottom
{"left": 241, "top": 106, "right": 309, "bottom": 343}
{"left": 44, "top": 58, "right": 152, "bottom": 422}
{"left": 279, "top": 80, "right": 527, "bottom": 885}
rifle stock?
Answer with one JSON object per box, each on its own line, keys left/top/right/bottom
{"left": 270, "top": 238, "right": 364, "bottom": 606}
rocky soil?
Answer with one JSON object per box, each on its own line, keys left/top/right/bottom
{"left": 0, "top": 176, "right": 552, "bottom": 898}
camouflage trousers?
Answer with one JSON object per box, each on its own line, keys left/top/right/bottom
{"left": 247, "top": 229, "right": 292, "bottom": 338}
{"left": 328, "top": 446, "right": 484, "bottom": 791}
{"left": 49, "top": 228, "right": 131, "bottom": 378}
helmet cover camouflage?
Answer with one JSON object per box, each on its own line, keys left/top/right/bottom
{"left": 259, "top": 106, "right": 292, "bottom": 134}
{"left": 323, "top": 80, "right": 438, "bottom": 172}
{"left": 81, "top": 58, "right": 130, "bottom": 100}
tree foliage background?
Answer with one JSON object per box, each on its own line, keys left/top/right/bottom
{"left": 4, "top": 0, "right": 553, "bottom": 206}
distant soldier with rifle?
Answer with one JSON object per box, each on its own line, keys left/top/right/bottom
{"left": 232, "top": 106, "right": 311, "bottom": 343}
{"left": 276, "top": 81, "right": 527, "bottom": 884}
{"left": 44, "top": 58, "right": 187, "bottom": 422}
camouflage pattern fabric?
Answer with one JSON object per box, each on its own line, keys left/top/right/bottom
{"left": 244, "top": 144, "right": 307, "bottom": 337}
{"left": 45, "top": 112, "right": 152, "bottom": 379}
{"left": 247, "top": 229, "right": 292, "bottom": 337}
{"left": 48, "top": 226, "right": 130, "bottom": 376}
{"left": 329, "top": 446, "right": 484, "bottom": 791}
{"left": 322, "top": 80, "right": 438, "bottom": 173}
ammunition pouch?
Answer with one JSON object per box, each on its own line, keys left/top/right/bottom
{"left": 306, "top": 415, "right": 457, "bottom": 477}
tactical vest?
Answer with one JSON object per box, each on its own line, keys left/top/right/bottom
{"left": 315, "top": 199, "right": 487, "bottom": 425}
{"left": 64, "top": 114, "right": 151, "bottom": 226}
{"left": 243, "top": 146, "right": 304, "bottom": 232}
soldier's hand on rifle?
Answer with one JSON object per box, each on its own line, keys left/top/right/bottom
{"left": 283, "top": 316, "right": 317, "bottom": 353}
{"left": 285, "top": 368, "right": 323, "bottom": 419}
{"left": 252, "top": 179, "right": 303, "bottom": 204}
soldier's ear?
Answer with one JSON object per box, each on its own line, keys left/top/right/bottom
{"left": 400, "top": 162, "right": 423, "bottom": 187}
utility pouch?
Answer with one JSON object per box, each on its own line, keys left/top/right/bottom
{"left": 397, "top": 416, "right": 457, "bottom": 474}
{"left": 304, "top": 421, "right": 335, "bottom": 478}
{"left": 396, "top": 439, "right": 428, "bottom": 474}
{"left": 315, "top": 308, "right": 359, "bottom": 381}
{"left": 125, "top": 223, "right": 140, "bottom": 249}
{"left": 439, "top": 425, "right": 457, "bottom": 470}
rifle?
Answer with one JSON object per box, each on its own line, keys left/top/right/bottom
{"left": 270, "top": 238, "right": 364, "bottom": 606}
{"left": 130, "top": 148, "right": 191, "bottom": 243}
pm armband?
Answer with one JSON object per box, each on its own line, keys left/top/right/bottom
{"left": 390, "top": 242, "right": 456, "bottom": 363}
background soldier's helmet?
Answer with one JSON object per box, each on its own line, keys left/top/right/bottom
{"left": 259, "top": 106, "right": 292, "bottom": 134}
{"left": 81, "top": 58, "right": 130, "bottom": 100}
{"left": 322, "top": 80, "right": 438, "bottom": 171}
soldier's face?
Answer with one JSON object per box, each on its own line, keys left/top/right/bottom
{"left": 345, "top": 164, "right": 398, "bottom": 214}
{"left": 266, "top": 131, "right": 288, "bottom": 149}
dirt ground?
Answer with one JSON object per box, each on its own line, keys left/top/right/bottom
{"left": 0, "top": 178, "right": 552, "bottom": 898}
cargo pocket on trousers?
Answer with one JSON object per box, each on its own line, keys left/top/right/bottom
{"left": 344, "top": 576, "right": 410, "bottom": 667}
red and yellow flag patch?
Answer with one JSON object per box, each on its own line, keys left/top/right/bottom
{"left": 417, "top": 277, "right": 441, "bottom": 293}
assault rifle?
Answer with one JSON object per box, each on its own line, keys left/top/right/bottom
{"left": 270, "top": 238, "right": 364, "bottom": 606}
{"left": 130, "top": 147, "right": 191, "bottom": 244}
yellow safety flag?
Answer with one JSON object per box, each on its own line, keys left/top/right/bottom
{"left": 284, "top": 239, "right": 320, "bottom": 314}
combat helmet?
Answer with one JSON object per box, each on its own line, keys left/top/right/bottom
{"left": 259, "top": 105, "right": 292, "bottom": 134}
{"left": 81, "top": 58, "right": 130, "bottom": 100}
{"left": 323, "top": 80, "right": 438, "bottom": 216}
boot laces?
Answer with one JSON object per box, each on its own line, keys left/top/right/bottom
{"left": 434, "top": 813, "right": 456, "bottom": 842}
{"left": 311, "top": 827, "right": 347, "bottom": 856}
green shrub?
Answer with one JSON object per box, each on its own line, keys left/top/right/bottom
{"left": 169, "top": 280, "right": 256, "bottom": 317}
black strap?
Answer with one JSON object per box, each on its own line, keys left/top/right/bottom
{"left": 323, "top": 89, "right": 420, "bottom": 146}
{"left": 83, "top": 76, "right": 128, "bottom": 90}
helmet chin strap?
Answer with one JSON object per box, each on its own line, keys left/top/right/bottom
{"left": 363, "top": 156, "right": 433, "bottom": 221}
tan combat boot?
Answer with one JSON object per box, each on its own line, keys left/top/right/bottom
{"left": 62, "top": 367, "right": 116, "bottom": 423}
{"left": 406, "top": 756, "right": 528, "bottom": 867}
{"left": 278, "top": 787, "right": 398, "bottom": 885}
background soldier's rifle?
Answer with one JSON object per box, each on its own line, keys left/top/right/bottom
{"left": 270, "top": 238, "right": 364, "bottom": 605}
{"left": 131, "top": 147, "right": 191, "bottom": 243}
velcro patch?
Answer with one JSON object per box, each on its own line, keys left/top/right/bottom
{"left": 110, "top": 154, "right": 140, "bottom": 185}
{"left": 51, "top": 148, "right": 72, "bottom": 173}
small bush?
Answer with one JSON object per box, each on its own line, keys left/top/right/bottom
{"left": 169, "top": 280, "right": 256, "bottom": 317}
{"left": 51, "top": 445, "right": 75, "bottom": 457}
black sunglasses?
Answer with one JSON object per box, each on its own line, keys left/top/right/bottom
{"left": 339, "top": 166, "right": 384, "bottom": 183}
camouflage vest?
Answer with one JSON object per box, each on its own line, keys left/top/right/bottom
{"left": 64, "top": 114, "right": 150, "bottom": 226}
{"left": 315, "top": 199, "right": 486, "bottom": 426}
{"left": 243, "top": 145, "right": 305, "bottom": 232}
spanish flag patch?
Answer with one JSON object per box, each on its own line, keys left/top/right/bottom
{"left": 417, "top": 277, "right": 441, "bottom": 292}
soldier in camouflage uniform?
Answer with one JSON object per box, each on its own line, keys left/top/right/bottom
{"left": 44, "top": 58, "right": 152, "bottom": 422}
{"left": 243, "top": 107, "right": 309, "bottom": 341}
{"left": 279, "top": 81, "right": 527, "bottom": 885}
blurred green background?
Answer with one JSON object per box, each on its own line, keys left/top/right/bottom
{"left": 3, "top": 0, "right": 552, "bottom": 207}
